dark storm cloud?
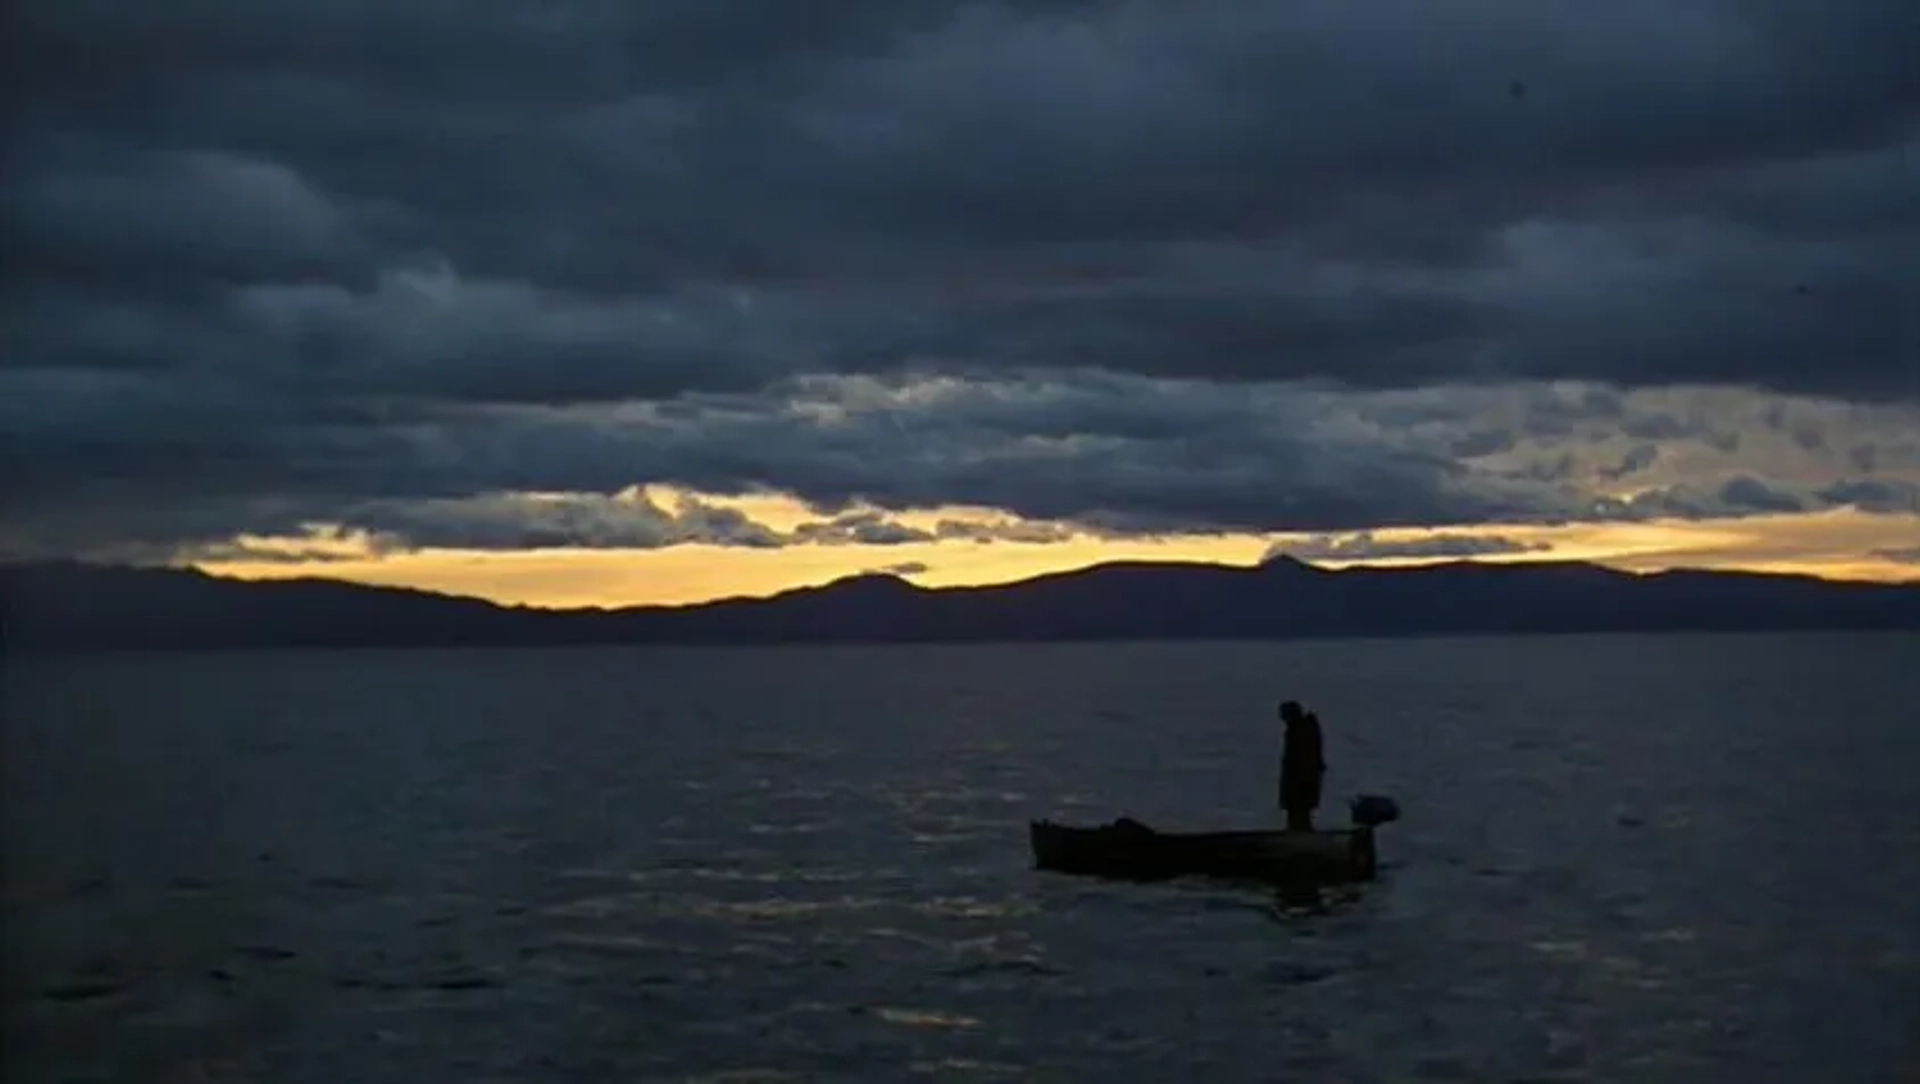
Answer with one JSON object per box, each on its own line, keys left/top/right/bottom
{"left": 789, "top": 511, "right": 935, "bottom": 546}
{"left": 5, "top": 0, "right": 1919, "bottom": 557}
{"left": 935, "top": 519, "right": 1078, "bottom": 545}
{"left": 37, "top": 489, "right": 795, "bottom": 564}
{"left": 1264, "top": 533, "right": 1552, "bottom": 563}
{"left": 171, "top": 491, "right": 1070, "bottom": 562}
{"left": 3, "top": 148, "right": 387, "bottom": 297}
{"left": 1816, "top": 480, "right": 1920, "bottom": 515}
{"left": 1586, "top": 474, "right": 1910, "bottom": 521}
{"left": 7, "top": 368, "right": 1917, "bottom": 560}
{"left": 1715, "top": 476, "right": 1808, "bottom": 516}
{"left": 614, "top": 376, "right": 1563, "bottom": 535}
{"left": 338, "top": 491, "right": 790, "bottom": 553}
{"left": 1599, "top": 444, "right": 1662, "bottom": 480}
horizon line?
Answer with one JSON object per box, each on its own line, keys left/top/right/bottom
{"left": 11, "top": 550, "right": 1915, "bottom": 615}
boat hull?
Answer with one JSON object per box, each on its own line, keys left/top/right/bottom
{"left": 1029, "top": 818, "right": 1379, "bottom": 884}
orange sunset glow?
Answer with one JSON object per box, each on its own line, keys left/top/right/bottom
{"left": 191, "top": 488, "right": 1920, "bottom": 609}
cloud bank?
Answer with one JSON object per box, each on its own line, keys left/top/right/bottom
{"left": 4, "top": 0, "right": 1917, "bottom": 561}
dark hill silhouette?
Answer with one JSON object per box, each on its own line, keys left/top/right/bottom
{"left": 3, "top": 556, "right": 1917, "bottom": 652}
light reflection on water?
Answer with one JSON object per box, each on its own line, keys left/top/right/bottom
{"left": 5, "top": 633, "right": 1919, "bottom": 1082}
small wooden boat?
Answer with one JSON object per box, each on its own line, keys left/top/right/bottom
{"left": 1029, "top": 795, "right": 1400, "bottom": 885}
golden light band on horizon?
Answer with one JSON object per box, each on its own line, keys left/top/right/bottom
{"left": 188, "top": 487, "right": 1920, "bottom": 610}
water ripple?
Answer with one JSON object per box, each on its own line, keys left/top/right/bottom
{"left": 6, "top": 635, "right": 1919, "bottom": 1082}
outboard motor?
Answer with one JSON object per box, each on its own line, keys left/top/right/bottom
{"left": 1349, "top": 794, "right": 1401, "bottom": 828}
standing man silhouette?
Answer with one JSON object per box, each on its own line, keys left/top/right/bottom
{"left": 1278, "top": 700, "right": 1326, "bottom": 831}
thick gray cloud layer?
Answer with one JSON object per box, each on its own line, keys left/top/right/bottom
{"left": 11, "top": 371, "right": 1917, "bottom": 561}
{"left": 4, "top": 0, "right": 1918, "bottom": 558}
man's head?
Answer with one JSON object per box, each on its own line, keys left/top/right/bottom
{"left": 1279, "top": 700, "right": 1304, "bottom": 723}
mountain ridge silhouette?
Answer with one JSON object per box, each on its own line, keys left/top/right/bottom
{"left": 4, "top": 557, "right": 1916, "bottom": 652}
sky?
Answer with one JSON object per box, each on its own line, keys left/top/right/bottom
{"left": 4, "top": 0, "right": 1918, "bottom": 607}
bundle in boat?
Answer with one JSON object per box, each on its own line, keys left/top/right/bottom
{"left": 1029, "top": 794, "right": 1400, "bottom": 885}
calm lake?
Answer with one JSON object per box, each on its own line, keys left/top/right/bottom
{"left": 5, "top": 633, "right": 1918, "bottom": 1082}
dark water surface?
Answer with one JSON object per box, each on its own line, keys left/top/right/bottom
{"left": 6, "top": 633, "right": 1918, "bottom": 1082}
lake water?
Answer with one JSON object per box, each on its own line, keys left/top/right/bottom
{"left": 4, "top": 633, "right": 1918, "bottom": 1082}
